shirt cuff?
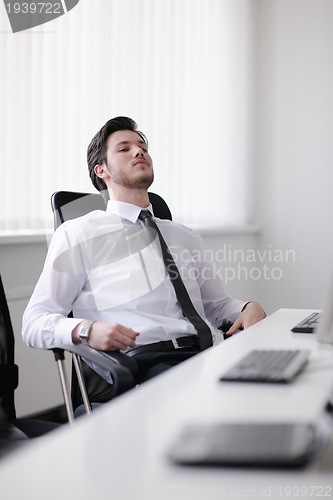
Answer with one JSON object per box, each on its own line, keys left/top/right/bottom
{"left": 54, "top": 317, "right": 85, "bottom": 347}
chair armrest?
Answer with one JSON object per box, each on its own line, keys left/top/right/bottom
{"left": 218, "top": 312, "right": 243, "bottom": 338}
{"left": 52, "top": 344, "right": 138, "bottom": 397}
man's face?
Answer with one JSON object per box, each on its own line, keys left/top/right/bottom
{"left": 105, "top": 129, "right": 154, "bottom": 190}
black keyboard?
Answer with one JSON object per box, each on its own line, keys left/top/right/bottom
{"left": 220, "top": 349, "right": 309, "bottom": 383}
{"left": 169, "top": 422, "right": 317, "bottom": 466}
{"left": 291, "top": 312, "right": 322, "bottom": 333}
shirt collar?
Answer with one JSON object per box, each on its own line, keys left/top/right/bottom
{"left": 106, "top": 200, "right": 154, "bottom": 223}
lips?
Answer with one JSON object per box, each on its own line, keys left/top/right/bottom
{"left": 134, "top": 160, "right": 148, "bottom": 166}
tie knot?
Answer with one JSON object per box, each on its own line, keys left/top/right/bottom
{"left": 139, "top": 210, "right": 152, "bottom": 222}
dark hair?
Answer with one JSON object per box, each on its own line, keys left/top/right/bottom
{"left": 87, "top": 116, "right": 147, "bottom": 200}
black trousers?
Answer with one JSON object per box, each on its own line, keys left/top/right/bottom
{"left": 134, "top": 348, "right": 201, "bottom": 383}
{"left": 74, "top": 348, "right": 200, "bottom": 417}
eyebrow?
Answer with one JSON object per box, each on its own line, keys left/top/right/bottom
{"left": 115, "top": 140, "right": 147, "bottom": 148}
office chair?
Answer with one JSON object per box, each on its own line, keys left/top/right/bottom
{"left": 51, "top": 190, "right": 172, "bottom": 228}
{"left": 50, "top": 190, "right": 172, "bottom": 421}
{"left": 0, "top": 273, "right": 59, "bottom": 458}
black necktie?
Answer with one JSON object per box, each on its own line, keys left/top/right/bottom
{"left": 139, "top": 210, "right": 213, "bottom": 350}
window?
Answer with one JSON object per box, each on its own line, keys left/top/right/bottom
{"left": 0, "top": 0, "right": 255, "bottom": 231}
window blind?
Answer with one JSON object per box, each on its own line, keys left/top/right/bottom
{"left": 0, "top": 0, "right": 255, "bottom": 230}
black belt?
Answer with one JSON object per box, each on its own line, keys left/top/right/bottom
{"left": 126, "top": 335, "right": 200, "bottom": 357}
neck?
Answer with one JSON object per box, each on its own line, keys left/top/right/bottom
{"left": 108, "top": 187, "right": 150, "bottom": 208}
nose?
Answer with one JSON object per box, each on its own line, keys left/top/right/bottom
{"left": 133, "top": 145, "right": 144, "bottom": 157}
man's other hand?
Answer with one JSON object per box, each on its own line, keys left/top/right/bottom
{"left": 72, "top": 321, "right": 139, "bottom": 351}
{"left": 226, "top": 302, "right": 266, "bottom": 336}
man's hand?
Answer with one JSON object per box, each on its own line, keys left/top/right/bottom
{"left": 72, "top": 321, "right": 139, "bottom": 351}
{"left": 226, "top": 302, "right": 266, "bottom": 336}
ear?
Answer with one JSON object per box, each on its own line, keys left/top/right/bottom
{"left": 94, "top": 164, "right": 110, "bottom": 180}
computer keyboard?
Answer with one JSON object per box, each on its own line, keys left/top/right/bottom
{"left": 168, "top": 422, "right": 318, "bottom": 466}
{"left": 220, "top": 349, "right": 309, "bottom": 383}
{"left": 291, "top": 312, "right": 322, "bottom": 333}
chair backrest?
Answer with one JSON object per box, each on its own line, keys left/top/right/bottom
{"left": 50, "top": 191, "right": 172, "bottom": 410}
{"left": 147, "top": 192, "right": 172, "bottom": 221}
{"left": 0, "top": 274, "right": 19, "bottom": 421}
{"left": 51, "top": 191, "right": 172, "bottom": 230}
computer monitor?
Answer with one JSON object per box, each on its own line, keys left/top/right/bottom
{"left": 316, "top": 277, "right": 333, "bottom": 344}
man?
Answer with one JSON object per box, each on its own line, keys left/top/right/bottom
{"left": 22, "top": 117, "right": 265, "bottom": 404}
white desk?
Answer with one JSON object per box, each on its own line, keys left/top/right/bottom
{"left": 1, "top": 309, "right": 333, "bottom": 500}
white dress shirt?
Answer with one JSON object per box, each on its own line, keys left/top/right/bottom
{"left": 22, "top": 200, "right": 245, "bottom": 353}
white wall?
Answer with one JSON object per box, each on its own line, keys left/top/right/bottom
{"left": 203, "top": 0, "right": 333, "bottom": 317}
{"left": 253, "top": 0, "right": 333, "bottom": 314}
